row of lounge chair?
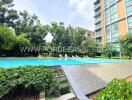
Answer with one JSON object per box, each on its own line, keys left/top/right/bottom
{"left": 59, "top": 54, "right": 90, "bottom": 58}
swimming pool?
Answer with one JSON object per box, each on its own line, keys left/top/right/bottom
{"left": 0, "top": 58, "right": 128, "bottom": 68}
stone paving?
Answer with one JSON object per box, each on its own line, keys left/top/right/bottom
{"left": 62, "top": 61, "right": 132, "bottom": 100}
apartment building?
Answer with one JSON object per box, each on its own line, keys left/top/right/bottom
{"left": 76, "top": 27, "right": 95, "bottom": 38}
{"left": 94, "top": 0, "right": 132, "bottom": 51}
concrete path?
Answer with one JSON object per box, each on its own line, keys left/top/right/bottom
{"left": 62, "top": 61, "right": 132, "bottom": 100}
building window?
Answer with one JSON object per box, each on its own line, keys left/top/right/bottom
{"left": 129, "top": 28, "right": 132, "bottom": 33}
{"left": 113, "top": 43, "right": 120, "bottom": 51}
{"left": 111, "top": 22, "right": 119, "bottom": 42}
{"left": 125, "top": 0, "right": 132, "bottom": 16}
{"left": 110, "top": 4, "right": 118, "bottom": 23}
{"left": 126, "top": 6, "right": 132, "bottom": 16}
{"left": 125, "top": 0, "right": 132, "bottom": 7}
{"left": 106, "top": 25, "right": 111, "bottom": 33}
{"left": 112, "top": 22, "right": 118, "bottom": 32}
{"left": 95, "top": 9, "right": 101, "bottom": 15}
{"left": 104, "top": 0, "right": 109, "bottom": 8}
{"left": 128, "top": 16, "right": 132, "bottom": 27}
{"left": 96, "top": 22, "right": 101, "bottom": 29}
{"left": 106, "top": 25, "right": 111, "bottom": 43}
{"left": 95, "top": 15, "right": 101, "bottom": 23}
{"left": 96, "top": 29, "right": 101, "bottom": 37}
{"left": 109, "top": 0, "right": 117, "bottom": 6}
{"left": 105, "top": 8, "right": 111, "bottom": 25}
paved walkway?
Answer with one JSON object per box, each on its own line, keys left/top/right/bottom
{"left": 62, "top": 61, "right": 132, "bottom": 100}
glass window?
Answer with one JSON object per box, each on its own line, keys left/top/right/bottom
{"left": 112, "top": 22, "right": 118, "bottom": 32}
{"left": 96, "top": 29, "right": 101, "bottom": 37}
{"left": 106, "top": 25, "right": 111, "bottom": 43}
{"left": 105, "top": 9, "right": 111, "bottom": 24}
{"left": 112, "top": 32, "right": 119, "bottom": 42}
{"left": 111, "top": 22, "right": 119, "bottom": 42}
{"left": 128, "top": 28, "right": 132, "bottom": 33}
{"left": 128, "top": 16, "right": 132, "bottom": 27}
{"left": 125, "top": 0, "right": 132, "bottom": 16}
{"left": 104, "top": 0, "right": 109, "bottom": 8}
{"left": 95, "top": 9, "right": 101, "bottom": 15}
{"left": 109, "top": 0, "right": 117, "bottom": 6}
{"left": 110, "top": 4, "right": 118, "bottom": 22}
{"left": 125, "top": 0, "right": 132, "bottom": 7}
{"left": 95, "top": 15, "right": 101, "bottom": 23}
{"left": 96, "top": 22, "right": 101, "bottom": 29}
{"left": 106, "top": 25, "right": 110, "bottom": 33}
{"left": 113, "top": 43, "right": 120, "bottom": 51}
{"left": 126, "top": 6, "right": 132, "bottom": 16}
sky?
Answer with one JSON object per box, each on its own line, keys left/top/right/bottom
{"left": 13, "top": 0, "right": 95, "bottom": 42}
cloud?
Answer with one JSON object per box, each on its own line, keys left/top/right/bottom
{"left": 13, "top": 0, "right": 47, "bottom": 25}
{"left": 69, "top": 0, "right": 94, "bottom": 19}
{"left": 68, "top": 0, "right": 95, "bottom": 30}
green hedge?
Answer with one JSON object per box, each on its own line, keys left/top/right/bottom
{"left": 0, "top": 66, "right": 60, "bottom": 98}
{"left": 96, "top": 79, "right": 132, "bottom": 100}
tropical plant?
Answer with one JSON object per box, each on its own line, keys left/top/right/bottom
{"left": 16, "top": 33, "right": 30, "bottom": 46}
{"left": 120, "top": 34, "right": 132, "bottom": 59}
{"left": 101, "top": 44, "right": 113, "bottom": 58}
{"left": 96, "top": 79, "right": 132, "bottom": 100}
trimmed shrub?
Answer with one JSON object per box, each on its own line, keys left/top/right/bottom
{"left": 0, "top": 66, "right": 60, "bottom": 99}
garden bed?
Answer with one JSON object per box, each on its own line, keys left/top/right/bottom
{"left": 0, "top": 66, "right": 70, "bottom": 100}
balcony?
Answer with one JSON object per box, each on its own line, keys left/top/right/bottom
{"left": 94, "top": 10, "right": 101, "bottom": 17}
{"left": 96, "top": 35, "right": 102, "bottom": 38}
{"left": 95, "top": 27, "right": 101, "bottom": 31}
{"left": 95, "top": 17, "right": 101, "bottom": 24}
{"left": 94, "top": 3, "right": 101, "bottom": 10}
{"left": 94, "top": 0, "right": 100, "bottom": 5}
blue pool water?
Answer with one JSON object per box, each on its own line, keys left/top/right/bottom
{"left": 0, "top": 58, "right": 128, "bottom": 68}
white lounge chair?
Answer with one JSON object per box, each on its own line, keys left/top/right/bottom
{"left": 72, "top": 55, "right": 75, "bottom": 58}
{"left": 76, "top": 55, "right": 79, "bottom": 58}
{"left": 65, "top": 54, "right": 68, "bottom": 58}
{"left": 59, "top": 54, "right": 63, "bottom": 57}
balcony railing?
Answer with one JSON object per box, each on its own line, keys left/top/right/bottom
{"left": 95, "top": 17, "right": 101, "bottom": 23}
{"left": 94, "top": 3, "right": 101, "bottom": 10}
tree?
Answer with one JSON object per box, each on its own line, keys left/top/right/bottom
{"left": 15, "top": 11, "right": 48, "bottom": 44}
{"left": 0, "top": 0, "right": 19, "bottom": 27}
{"left": 72, "top": 27, "right": 86, "bottom": 47}
{"left": 120, "top": 34, "right": 132, "bottom": 59}
{"left": 50, "top": 23, "right": 87, "bottom": 48}
{"left": 82, "top": 38, "right": 98, "bottom": 57}
{"left": 0, "top": 25, "right": 16, "bottom": 50}
{"left": 50, "top": 22, "right": 66, "bottom": 46}
{"left": 15, "top": 33, "right": 30, "bottom": 47}
{"left": 0, "top": 0, "right": 13, "bottom": 5}
{"left": 29, "top": 22, "right": 49, "bottom": 44}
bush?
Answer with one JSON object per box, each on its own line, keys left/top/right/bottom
{"left": 96, "top": 79, "right": 132, "bottom": 100}
{"left": 0, "top": 66, "right": 61, "bottom": 99}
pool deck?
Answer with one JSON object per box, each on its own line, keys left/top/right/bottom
{"left": 62, "top": 61, "right": 132, "bottom": 100}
